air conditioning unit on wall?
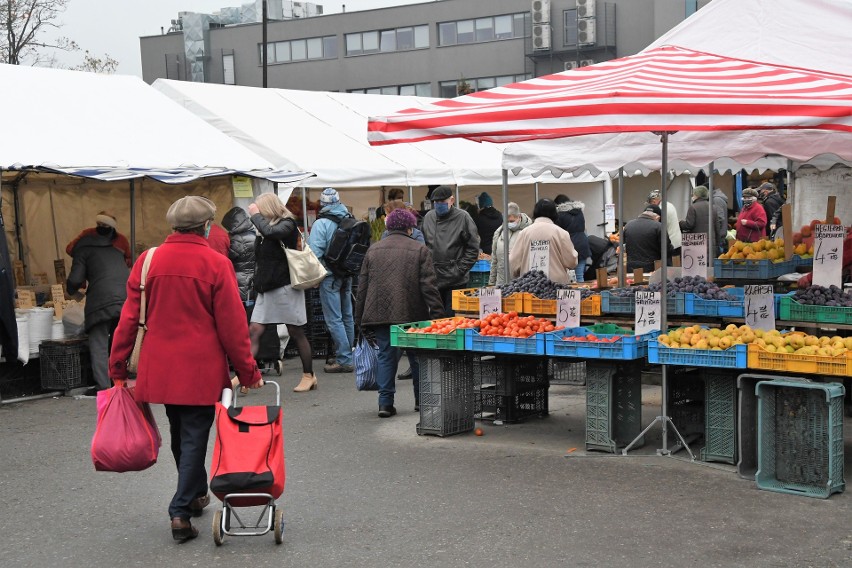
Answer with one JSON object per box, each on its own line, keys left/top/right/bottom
{"left": 577, "top": 0, "right": 596, "bottom": 19}
{"left": 578, "top": 23, "right": 596, "bottom": 46}
{"left": 564, "top": 61, "right": 579, "bottom": 71}
{"left": 531, "top": 0, "right": 551, "bottom": 24}
{"left": 532, "top": 24, "right": 551, "bottom": 50}
{"left": 579, "top": 59, "right": 595, "bottom": 67}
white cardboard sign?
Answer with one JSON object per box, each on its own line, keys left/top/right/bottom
{"left": 744, "top": 284, "right": 775, "bottom": 331}
{"left": 812, "top": 224, "right": 845, "bottom": 289}
{"left": 529, "top": 239, "right": 550, "bottom": 278}
{"left": 681, "top": 232, "right": 708, "bottom": 278}
{"left": 634, "top": 291, "right": 661, "bottom": 335}
{"left": 556, "top": 289, "right": 581, "bottom": 329}
{"left": 479, "top": 288, "right": 502, "bottom": 321}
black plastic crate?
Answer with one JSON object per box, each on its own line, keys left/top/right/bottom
{"left": 0, "top": 359, "right": 43, "bottom": 399}
{"left": 473, "top": 354, "right": 549, "bottom": 396}
{"left": 39, "top": 340, "right": 91, "bottom": 391}
{"left": 476, "top": 385, "right": 549, "bottom": 423}
{"left": 667, "top": 368, "right": 705, "bottom": 440}
{"left": 416, "top": 351, "right": 475, "bottom": 436}
{"left": 548, "top": 359, "right": 586, "bottom": 386}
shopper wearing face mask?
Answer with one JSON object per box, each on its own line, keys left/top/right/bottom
{"left": 421, "top": 185, "right": 480, "bottom": 314}
{"left": 489, "top": 202, "right": 532, "bottom": 286}
{"left": 66, "top": 212, "right": 131, "bottom": 395}
{"left": 735, "top": 187, "right": 767, "bottom": 243}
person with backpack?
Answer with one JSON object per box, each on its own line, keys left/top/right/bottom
{"left": 308, "top": 188, "right": 370, "bottom": 373}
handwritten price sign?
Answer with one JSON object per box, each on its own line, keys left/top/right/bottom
{"left": 634, "top": 291, "right": 661, "bottom": 335}
{"left": 557, "top": 289, "right": 581, "bottom": 328}
{"left": 812, "top": 224, "right": 844, "bottom": 288}
{"left": 479, "top": 288, "right": 502, "bottom": 322}
{"left": 744, "top": 284, "right": 775, "bottom": 331}
{"left": 529, "top": 239, "right": 550, "bottom": 278}
{"left": 681, "top": 232, "right": 708, "bottom": 278}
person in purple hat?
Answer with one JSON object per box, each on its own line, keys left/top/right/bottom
{"left": 355, "top": 208, "right": 443, "bottom": 418}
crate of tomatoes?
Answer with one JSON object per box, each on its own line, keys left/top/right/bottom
{"left": 464, "top": 312, "right": 562, "bottom": 355}
{"left": 545, "top": 324, "right": 659, "bottom": 360}
{"left": 390, "top": 317, "right": 480, "bottom": 351}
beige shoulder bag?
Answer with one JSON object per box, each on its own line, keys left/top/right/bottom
{"left": 127, "top": 247, "right": 157, "bottom": 373}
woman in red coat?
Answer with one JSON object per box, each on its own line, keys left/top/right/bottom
{"left": 109, "top": 196, "right": 262, "bottom": 542}
{"left": 735, "top": 187, "right": 767, "bottom": 243}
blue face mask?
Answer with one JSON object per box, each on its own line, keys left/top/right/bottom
{"left": 434, "top": 202, "right": 450, "bottom": 217}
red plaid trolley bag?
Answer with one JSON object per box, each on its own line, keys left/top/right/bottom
{"left": 210, "top": 384, "right": 285, "bottom": 507}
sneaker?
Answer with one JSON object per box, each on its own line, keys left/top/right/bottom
{"left": 83, "top": 387, "right": 99, "bottom": 397}
{"left": 324, "top": 362, "right": 354, "bottom": 373}
{"left": 378, "top": 406, "right": 397, "bottom": 418}
{"left": 397, "top": 368, "right": 412, "bottom": 380}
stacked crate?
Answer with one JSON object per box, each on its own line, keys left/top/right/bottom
{"left": 472, "top": 355, "right": 549, "bottom": 423}
{"left": 416, "top": 351, "right": 476, "bottom": 437}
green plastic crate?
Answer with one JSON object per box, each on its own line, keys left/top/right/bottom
{"left": 467, "top": 271, "right": 491, "bottom": 289}
{"left": 778, "top": 295, "right": 852, "bottom": 325}
{"left": 756, "top": 379, "right": 845, "bottom": 499}
{"left": 390, "top": 319, "right": 467, "bottom": 351}
{"left": 585, "top": 361, "right": 644, "bottom": 453}
{"left": 700, "top": 371, "right": 738, "bottom": 465}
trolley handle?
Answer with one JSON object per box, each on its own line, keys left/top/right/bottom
{"left": 233, "top": 380, "right": 280, "bottom": 407}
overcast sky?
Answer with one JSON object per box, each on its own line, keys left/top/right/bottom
{"left": 52, "top": 0, "right": 427, "bottom": 77}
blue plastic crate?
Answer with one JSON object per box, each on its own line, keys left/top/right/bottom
{"left": 470, "top": 259, "right": 491, "bottom": 272}
{"left": 601, "top": 291, "right": 685, "bottom": 314}
{"left": 713, "top": 255, "right": 810, "bottom": 280}
{"left": 464, "top": 329, "right": 546, "bottom": 355}
{"left": 545, "top": 327, "right": 659, "bottom": 360}
{"left": 647, "top": 340, "right": 748, "bottom": 368}
{"left": 684, "top": 288, "right": 745, "bottom": 318}
{"left": 756, "top": 379, "right": 845, "bottom": 499}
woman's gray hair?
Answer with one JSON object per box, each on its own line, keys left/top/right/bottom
{"left": 507, "top": 202, "right": 520, "bottom": 217}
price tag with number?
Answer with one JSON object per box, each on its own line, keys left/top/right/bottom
{"left": 479, "top": 288, "right": 502, "bottom": 321}
{"left": 634, "top": 291, "right": 661, "bottom": 335}
{"left": 812, "top": 224, "right": 844, "bottom": 288}
{"left": 744, "top": 284, "right": 775, "bottom": 331}
{"left": 528, "top": 239, "right": 550, "bottom": 278}
{"left": 556, "top": 289, "right": 581, "bottom": 328}
{"left": 681, "top": 233, "right": 708, "bottom": 278}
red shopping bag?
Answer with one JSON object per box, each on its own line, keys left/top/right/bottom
{"left": 91, "top": 382, "right": 161, "bottom": 472}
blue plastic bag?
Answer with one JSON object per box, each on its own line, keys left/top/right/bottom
{"left": 354, "top": 336, "right": 379, "bottom": 391}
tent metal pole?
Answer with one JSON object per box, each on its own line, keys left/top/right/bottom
{"left": 617, "top": 168, "right": 624, "bottom": 287}
{"left": 786, "top": 159, "right": 794, "bottom": 227}
{"left": 408, "top": 185, "right": 413, "bottom": 206}
{"left": 534, "top": 181, "right": 539, "bottom": 202}
{"left": 12, "top": 183, "right": 24, "bottom": 262}
{"left": 130, "top": 180, "right": 137, "bottom": 263}
{"left": 455, "top": 186, "right": 460, "bottom": 206}
{"left": 501, "top": 169, "right": 510, "bottom": 285}
{"left": 707, "top": 162, "right": 715, "bottom": 258}
{"left": 301, "top": 187, "right": 309, "bottom": 235}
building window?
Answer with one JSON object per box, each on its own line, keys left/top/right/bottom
{"left": 438, "top": 13, "right": 528, "bottom": 46}
{"left": 258, "top": 35, "right": 338, "bottom": 64}
{"left": 439, "top": 73, "right": 531, "bottom": 97}
{"left": 685, "top": 0, "right": 698, "bottom": 16}
{"left": 345, "top": 24, "right": 429, "bottom": 56}
{"left": 222, "top": 53, "right": 235, "bottom": 85}
{"left": 349, "top": 83, "right": 432, "bottom": 96}
{"left": 563, "top": 9, "right": 578, "bottom": 46}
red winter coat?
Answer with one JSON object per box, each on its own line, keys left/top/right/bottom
{"left": 207, "top": 223, "right": 231, "bottom": 257}
{"left": 109, "top": 233, "right": 260, "bottom": 405}
{"left": 735, "top": 204, "right": 767, "bottom": 243}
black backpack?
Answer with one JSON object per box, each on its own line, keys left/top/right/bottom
{"left": 321, "top": 213, "right": 371, "bottom": 278}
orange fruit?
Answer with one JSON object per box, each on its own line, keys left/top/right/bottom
{"left": 474, "top": 428, "right": 484, "bottom": 436}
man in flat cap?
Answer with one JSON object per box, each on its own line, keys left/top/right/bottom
{"left": 109, "top": 195, "right": 263, "bottom": 543}
{"left": 66, "top": 211, "right": 131, "bottom": 395}
{"left": 421, "top": 185, "right": 480, "bottom": 314}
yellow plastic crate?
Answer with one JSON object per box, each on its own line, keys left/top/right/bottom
{"left": 746, "top": 344, "right": 851, "bottom": 378}
{"left": 451, "top": 289, "right": 527, "bottom": 315}
{"left": 523, "top": 294, "right": 601, "bottom": 317}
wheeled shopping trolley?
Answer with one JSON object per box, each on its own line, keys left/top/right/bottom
{"left": 209, "top": 380, "right": 285, "bottom": 545}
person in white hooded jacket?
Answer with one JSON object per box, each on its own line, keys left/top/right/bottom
{"left": 489, "top": 202, "right": 532, "bottom": 286}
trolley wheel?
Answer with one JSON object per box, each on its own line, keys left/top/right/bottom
{"left": 275, "top": 359, "right": 284, "bottom": 376}
{"left": 213, "top": 510, "right": 225, "bottom": 546}
{"left": 273, "top": 508, "right": 285, "bottom": 544}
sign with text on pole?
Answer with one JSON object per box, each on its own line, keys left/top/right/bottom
{"left": 479, "top": 288, "right": 502, "bottom": 322}
{"left": 744, "top": 284, "right": 775, "bottom": 330}
{"left": 634, "top": 291, "right": 661, "bottom": 335}
{"left": 812, "top": 224, "right": 844, "bottom": 288}
{"left": 556, "top": 289, "right": 581, "bottom": 328}
{"left": 528, "top": 239, "right": 550, "bottom": 278}
{"left": 681, "top": 233, "right": 708, "bottom": 278}
{"left": 604, "top": 203, "right": 615, "bottom": 222}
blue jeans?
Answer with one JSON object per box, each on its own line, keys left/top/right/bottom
{"left": 319, "top": 276, "right": 354, "bottom": 366}
{"left": 372, "top": 326, "right": 398, "bottom": 408}
{"left": 575, "top": 258, "right": 587, "bottom": 282}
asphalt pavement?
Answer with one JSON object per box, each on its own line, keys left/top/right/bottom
{"left": 0, "top": 360, "right": 850, "bottom": 568}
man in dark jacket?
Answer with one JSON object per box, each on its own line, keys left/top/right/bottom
{"left": 758, "top": 182, "right": 785, "bottom": 237}
{"left": 474, "top": 192, "right": 503, "bottom": 255}
{"left": 422, "top": 185, "right": 480, "bottom": 314}
{"left": 679, "top": 185, "right": 719, "bottom": 237}
{"left": 623, "top": 205, "right": 668, "bottom": 272}
{"left": 356, "top": 209, "right": 444, "bottom": 418}
{"left": 221, "top": 207, "right": 256, "bottom": 303}
{"left": 712, "top": 187, "right": 729, "bottom": 255}
{"left": 554, "top": 195, "right": 592, "bottom": 282}
{"left": 66, "top": 213, "right": 130, "bottom": 394}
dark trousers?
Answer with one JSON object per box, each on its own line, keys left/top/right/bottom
{"left": 164, "top": 404, "right": 215, "bottom": 520}
{"left": 438, "top": 288, "right": 453, "bottom": 316}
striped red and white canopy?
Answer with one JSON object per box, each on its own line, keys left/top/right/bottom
{"left": 367, "top": 46, "right": 852, "bottom": 146}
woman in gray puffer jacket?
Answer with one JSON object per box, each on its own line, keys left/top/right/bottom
{"left": 222, "top": 206, "right": 256, "bottom": 303}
